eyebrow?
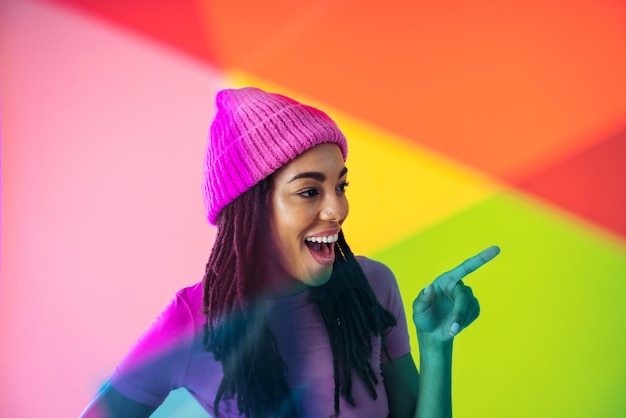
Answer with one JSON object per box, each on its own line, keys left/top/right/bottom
{"left": 288, "top": 167, "right": 348, "bottom": 183}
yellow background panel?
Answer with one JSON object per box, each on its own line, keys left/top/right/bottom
{"left": 230, "top": 71, "right": 505, "bottom": 254}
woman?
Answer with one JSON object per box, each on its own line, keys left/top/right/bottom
{"left": 80, "top": 87, "right": 499, "bottom": 418}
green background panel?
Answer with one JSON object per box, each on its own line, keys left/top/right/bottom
{"left": 372, "top": 191, "right": 626, "bottom": 417}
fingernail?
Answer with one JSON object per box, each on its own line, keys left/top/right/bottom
{"left": 423, "top": 284, "right": 431, "bottom": 295}
{"left": 450, "top": 322, "right": 460, "bottom": 336}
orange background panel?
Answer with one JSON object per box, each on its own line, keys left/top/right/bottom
{"left": 204, "top": 0, "right": 626, "bottom": 181}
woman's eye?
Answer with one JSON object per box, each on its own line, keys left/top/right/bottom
{"left": 299, "top": 189, "right": 319, "bottom": 198}
{"left": 337, "top": 182, "right": 349, "bottom": 193}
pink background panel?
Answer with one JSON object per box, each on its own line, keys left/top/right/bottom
{"left": 1, "top": 1, "right": 221, "bottom": 415}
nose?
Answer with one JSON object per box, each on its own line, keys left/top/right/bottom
{"left": 320, "top": 195, "right": 348, "bottom": 222}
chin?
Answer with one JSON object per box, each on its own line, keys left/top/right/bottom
{"left": 306, "top": 267, "right": 333, "bottom": 287}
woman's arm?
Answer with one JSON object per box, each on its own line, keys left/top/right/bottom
{"left": 413, "top": 337, "right": 453, "bottom": 418}
{"left": 384, "top": 246, "right": 499, "bottom": 418}
{"left": 381, "top": 341, "right": 452, "bottom": 418}
{"left": 79, "top": 382, "right": 157, "bottom": 418}
{"left": 382, "top": 353, "right": 419, "bottom": 418}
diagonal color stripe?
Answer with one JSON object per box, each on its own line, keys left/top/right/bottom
{"left": 43, "top": 0, "right": 216, "bottom": 62}
{"left": 519, "top": 125, "right": 626, "bottom": 240}
{"left": 374, "top": 190, "right": 626, "bottom": 418}
{"left": 201, "top": 1, "right": 626, "bottom": 182}
{"left": 229, "top": 71, "right": 506, "bottom": 254}
{"left": 40, "top": 0, "right": 626, "bottom": 183}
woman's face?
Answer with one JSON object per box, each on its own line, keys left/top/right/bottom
{"left": 265, "top": 143, "right": 349, "bottom": 295}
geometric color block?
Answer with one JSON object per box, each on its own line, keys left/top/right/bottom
{"left": 3, "top": 1, "right": 626, "bottom": 417}
{"left": 201, "top": 0, "right": 626, "bottom": 182}
{"left": 229, "top": 72, "right": 507, "bottom": 255}
{"left": 373, "top": 190, "right": 626, "bottom": 418}
{"left": 519, "top": 126, "right": 626, "bottom": 240}
{"left": 43, "top": 0, "right": 626, "bottom": 182}
{"left": 45, "top": 0, "right": 216, "bottom": 62}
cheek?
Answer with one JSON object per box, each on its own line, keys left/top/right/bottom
{"left": 269, "top": 197, "right": 303, "bottom": 243}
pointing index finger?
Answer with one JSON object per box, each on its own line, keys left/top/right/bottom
{"left": 435, "top": 245, "right": 501, "bottom": 292}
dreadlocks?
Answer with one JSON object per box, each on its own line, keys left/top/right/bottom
{"left": 202, "top": 179, "right": 396, "bottom": 417}
{"left": 311, "top": 232, "right": 397, "bottom": 416}
{"left": 202, "top": 178, "right": 295, "bottom": 417}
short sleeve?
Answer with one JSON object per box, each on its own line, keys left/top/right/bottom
{"left": 110, "top": 289, "right": 196, "bottom": 407}
{"left": 359, "top": 257, "right": 411, "bottom": 362}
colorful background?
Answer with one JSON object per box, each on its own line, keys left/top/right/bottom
{"left": 1, "top": 0, "right": 625, "bottom": 417}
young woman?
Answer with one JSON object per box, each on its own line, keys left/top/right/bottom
{"left": 80, "top": 87, "right": 499, "bottom": 418}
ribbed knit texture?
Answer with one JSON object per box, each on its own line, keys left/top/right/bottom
{"left": 203, "top": 87, "right": 348, "bottom": 225}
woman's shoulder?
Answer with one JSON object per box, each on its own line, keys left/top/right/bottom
{"left": 170, "top": 281, "right": 205, "bottom": 327}
{"left": 135, "top": 281, "right": 205, "bottom": 341}
{"left": 175, "top": 281, "right": 203, "bottom": 307}
{"left": 355, "top": 256, "right": 400, "bottom": 301}
{"left": 356, "top": 256, "right": 396, "bottom": 282}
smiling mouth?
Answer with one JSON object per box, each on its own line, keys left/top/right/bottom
{"left": 305, "top": 240, "right": 331, "bottom": 257}
{"left": 304, "top": 233, "right": 339, "bottom": 258}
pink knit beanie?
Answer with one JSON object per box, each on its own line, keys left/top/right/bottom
{"left": 203, "top": 87, "right": 348, "bottom": 225}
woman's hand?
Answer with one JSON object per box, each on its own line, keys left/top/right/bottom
{"left": 412, "top": 246, "right": 500, "bottom": 343}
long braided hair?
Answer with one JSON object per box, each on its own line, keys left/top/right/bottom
{"left": 202, "top": 178, "right": 396, "bottom": 417}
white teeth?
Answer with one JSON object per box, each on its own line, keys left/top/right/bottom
{"left": 306, "top": 233, "right": 339, "bottom": 244}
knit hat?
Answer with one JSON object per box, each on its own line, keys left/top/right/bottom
{"left": 203, "top": 87, "right": 348, "bottom": 225}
